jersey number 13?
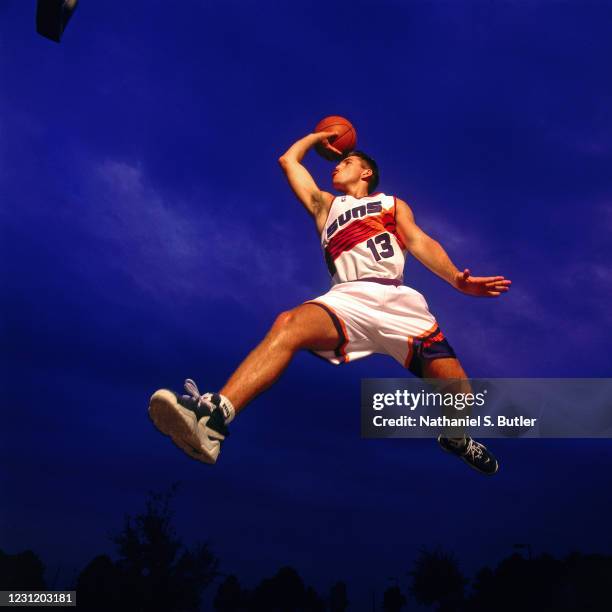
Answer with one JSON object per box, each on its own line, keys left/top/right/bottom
{"left": 366, "top": 233, "right": 394, "bottom": 261}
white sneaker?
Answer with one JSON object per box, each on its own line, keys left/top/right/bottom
{"left": 148, "top": 380, "right": 229, "bottom": 464}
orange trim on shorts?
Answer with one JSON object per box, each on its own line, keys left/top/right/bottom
{"left": 404, "top": 321, "right": 439, "bottom": 369}
{"left": 404, "top": 336, "right": 415, "bottom": 369}
{"left": 304, "top": 300, "right": 351, "bottom": 364}
{"left": 416, "top": 321, "right": 439, "bottom": 339}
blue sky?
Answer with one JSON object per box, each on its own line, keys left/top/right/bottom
{"left": 1, "top": 1, "right": 612, "bottom": 608}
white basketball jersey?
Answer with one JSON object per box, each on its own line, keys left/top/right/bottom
{"left": 321, "top": 193, "right": 407, "bottom": 285}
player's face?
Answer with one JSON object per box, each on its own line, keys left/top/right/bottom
{"left": 332, "top": 156, "right": 370, "bottom": 192}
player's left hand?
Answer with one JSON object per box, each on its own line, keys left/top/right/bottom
{"left": 454, "top": 269, "right": 512, "bottom": 297}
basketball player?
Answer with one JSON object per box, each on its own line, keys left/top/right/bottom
{"left": 149, "top": 130, "right": 511, "bottom": 475}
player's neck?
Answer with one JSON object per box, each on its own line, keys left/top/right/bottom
{"left": 343, "top": 184, "right": 370, "bottom": 199}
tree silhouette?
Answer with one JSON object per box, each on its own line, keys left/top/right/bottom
{"left": 251, "top": 566, "right": 305, "bottom": 611}
{"left": 409, "top": 547, "right": 466, "bottom": 611}
{"left": 0, "top": 549, "right": 46, "bottom": 589}
{"left": 562, "top": 552, "right": 612, "bottom": 611}
{"left": 383, "top": 585, "right": 407, "bottom": 611}
{"left": 329, "top": 581, "right": 349, "bottom": 612}
{"left": 76, "top": 485, "right": 218, "bottom": 611}
{"left": 303, "top": 585, "right": 325, "bottom": 612}
{"left": 242, "top": 565, "right": 325, "bottom": 611}
{"left": 468, "top": 551, "right": 612, "bottom": 612}
{"left": 470, "top": 552, "right": 563, "bottom": 611}
{"left": 76, "top": 554, "right": 122, "bottom": 610}
{"left": 214, "top": 574, "right": 247, "bottom": 611}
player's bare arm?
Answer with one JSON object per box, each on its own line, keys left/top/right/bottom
{"left": 395, "top": 198, "right": 512, "bottom": 297}
{"left": 278, "top": 132, "right": 338, "bottom": 232}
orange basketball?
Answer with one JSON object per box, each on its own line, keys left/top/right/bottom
{"left": 314, "top": 115, "right": 357, "bottom": 160}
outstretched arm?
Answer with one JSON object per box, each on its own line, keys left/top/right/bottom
{"left": 395, "top": 198, "right": 512, "bottom": 297}
{"left": 278, "top": 132, "right": 339, "bottom": 231}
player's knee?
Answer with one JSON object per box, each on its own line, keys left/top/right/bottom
{"left": 269, "top": 310, "right": 300, "bottom": 348}
{"left": 272, "top": 310, "right": 295, "bottom": 330}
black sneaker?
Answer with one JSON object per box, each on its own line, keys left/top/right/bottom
{"left": 148, "top": 379, "right": 229, "bottom": 464}
{"left": 438, "top": 435, "right": 499, "bottom": 475}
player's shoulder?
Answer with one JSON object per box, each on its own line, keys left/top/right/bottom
{"left": 393, "top": 196, "right": 413, "bottom": 211}
{"left": 392, "top": 196, "right": 417, "bottom": 222}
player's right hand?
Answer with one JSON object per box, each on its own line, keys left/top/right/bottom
{"left": 315, "top": 130, "right": 343, "bottom": 157}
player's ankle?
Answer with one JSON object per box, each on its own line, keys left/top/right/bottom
{"left": 204, "top": 392, "right": 236, "bottom": 425}
{"left": 217, "top": 393, "right": 236, "bottom": 424}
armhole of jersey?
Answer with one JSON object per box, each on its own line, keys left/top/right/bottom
{"left": 392, "top": 195, "right": 408, "bottom": 252}
{"left": 320, "top": 193, "right": 337, "bottom": 237}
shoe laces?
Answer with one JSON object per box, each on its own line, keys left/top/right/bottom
{"left": 184, "top": 379, "right": 234, "bottom": 427}
{"left": 184, "top": 379, "right": 210, "bottom": 407}
{"left": 464, "top": 438, "right": 486, "bottom": 462}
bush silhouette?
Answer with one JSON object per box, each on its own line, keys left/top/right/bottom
{"left": 76, "top": 485, "right": 218, "bottom": 611}
{"left": 0, "top": 549, "right": 46, "bottom": 590}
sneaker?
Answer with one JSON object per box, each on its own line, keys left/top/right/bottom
{"left": 148, "top": 379, "right": 229, "bottom": 464}
{"left": 438, "top": 435, "right": 499, "bottom": 475}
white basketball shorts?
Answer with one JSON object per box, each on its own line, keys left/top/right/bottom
{"left": 305, "top": 279, "right": 456, "bottom": 376}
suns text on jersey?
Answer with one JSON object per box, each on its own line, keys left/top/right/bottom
{"left": 326, "top": 201, "right": 383, "bottom": 239}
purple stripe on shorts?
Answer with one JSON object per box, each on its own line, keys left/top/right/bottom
{"left": 346, "top": 277, "right": 403, "bottom": 287}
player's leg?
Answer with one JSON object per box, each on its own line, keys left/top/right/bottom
{"left": 220, "top": 303, "right": 341, "bottom": 411}
{"left": 374, "top": 284, "right": 499, "bottom": 474}
{"left": 422, "top": 357, "right": 499, "bottom": 475}
{"left": 422, "top": 356, "right": 471, "bottom": 403}
{"left": 148, "top": 303, "right": 340, "bottom": 463}
{"left": 421, "top": 356, "right": 468, "bottom": 379}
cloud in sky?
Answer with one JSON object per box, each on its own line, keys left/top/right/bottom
{"left": 87, "top": 158, "right": 312, "bottom": 308}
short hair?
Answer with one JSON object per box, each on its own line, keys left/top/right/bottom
{"left": 342, "top": 150, "right": 380, "bottom": 194}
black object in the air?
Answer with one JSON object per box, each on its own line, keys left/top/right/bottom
{"left": 36, "top": 0, "right": 79, "bottom": 43}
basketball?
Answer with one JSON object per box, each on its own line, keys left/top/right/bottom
{"left": 314, "top": 115, "right": 357, "bottom": 160}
